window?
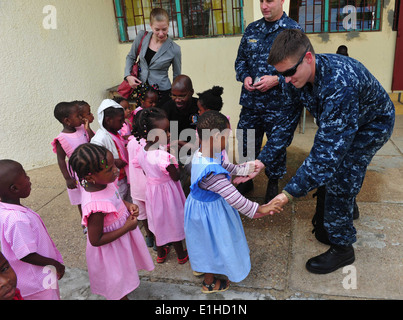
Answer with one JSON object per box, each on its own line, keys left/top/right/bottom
{"left": 289, "top": 0, "right": 382, "bottom": 34}
{"left": 113, "top": 0, "right": 245, "bottom": 42}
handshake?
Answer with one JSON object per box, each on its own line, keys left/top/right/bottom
{"left": 233, "top": 160, "right": 292, "bottom": 218}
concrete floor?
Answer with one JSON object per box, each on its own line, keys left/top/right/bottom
{"left": 22, "top": 102, "right": 403, "bottom": 301}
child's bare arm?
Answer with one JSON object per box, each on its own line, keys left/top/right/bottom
{"left": 55, "top": 141, "right": 77, "bottom": 189}
{"left": 87, "top": 212, "right": 137, "bottom": 247}
{"left": 166, "top": 164, "right": 180, "bottom": 181}
{"left": 21, "top": 253, "right": 65, "bottom": 280}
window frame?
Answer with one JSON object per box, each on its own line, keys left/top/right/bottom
{"left": 289, "top": 0, "right": 383, "bottom": 35}
{"left": 113, "top": 0, "right": 245, "bottom": 43}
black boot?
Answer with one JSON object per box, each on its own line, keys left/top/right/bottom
{"left": 306, "top": 244, "right": 355, "bottom": 274}
{"left": 236, "top": 180, "right": 254, "bottom": 195}
{"left": 353, "top": 199, "right": 359, "bottom": 220}
{"left": 311, "top": 186, "right": 330, "bottom": 245}
{"left": 264, "top": 179, "right": 278, "bottom": 203}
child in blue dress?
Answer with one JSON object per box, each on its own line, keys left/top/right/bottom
{"left": 184, "top": 110, "right": 283, "bottom": 293}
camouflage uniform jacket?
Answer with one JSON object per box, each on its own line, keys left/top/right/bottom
{"left": 235, "top": 12, "right": 303, "bottom": 110}
{"left": 284, "top": 54, "right": 395, "bottom": 198}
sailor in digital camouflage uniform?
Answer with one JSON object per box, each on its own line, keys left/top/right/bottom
{"left": 267, "top": 29, "right": 395, "bottom": 274}
{"left": 235, "top": 0, "right": 303, "bottom": 202}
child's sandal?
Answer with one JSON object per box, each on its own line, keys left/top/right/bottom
{"left": 201, "top": 278, "right": 230, "bottom": 294}
{"left": 177, "top": 250, "right": 189, "bottom": 264}
{"left": 156, "top": 246, "right": 170, "bottom": 263}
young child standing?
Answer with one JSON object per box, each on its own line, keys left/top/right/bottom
{"left": 0, "top": 160, "right": 65, "bottom": 300}
{"left": 68, "top": 143, "right": 154, "bottom": 300}
{"left": 113, "top": 97, "right": 132, "bottom": 138}
{"left": 133, "top": 87, "right": 159, "bottom": 116}
{"left": 197, "top": 86, "right": 225, "bottom": 116}
{"left": 184, "top": 111, "right": 283, "bottom": 293}
{"left": 132, "top": 108, "right": 188, "bottom": 264}
{"left": 52, "top": 102, "right": 91, "bottom": 228}
{"left": 91, "top": 99, "right": 131, "bottom": 202}
{"left": 127, "top": 132, "right": 155, "bottom": 249}
{"left": 74, "top": 100, "right": 95, "bottom": 138}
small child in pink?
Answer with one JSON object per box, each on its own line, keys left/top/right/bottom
{"left": 0, "top": 160, "right": 65, "bottom": 300}
{"left": 52, "top": 101, "right": 92, "bottom": 230}
{"left": 132, "top": 87, "right": 159, "bottom": 117}
{"left": 114, "top": 97, "right": 132, "bottom": 138}
{"left": 68, "top": 143, "right": 154, "bottom": 300}
{"left": 132, "top": 107, "right": 188, "bottom": 264}
{"left": 127, "top": 135, "right": 155, "bottom": 248}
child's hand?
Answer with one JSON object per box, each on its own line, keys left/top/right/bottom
{"left": 254, "top": 201, "right": 283, "bottom": 219}
{"left": 233, "top": 160, "right": 265, "bottom": 185}
{"left": 124, "top": 201, "right": 139, "bottom": 217}
{"left": 83, "top": 117, "right": 90, "bottom": 130}
{"left": 124, "top": 214, "right": 138, "bottom": 231}
{"left": 65, "top": 177, "right": 77, "bottom": 189}
{"left": 52, "top": 260, "right": 65, "bottom": 280}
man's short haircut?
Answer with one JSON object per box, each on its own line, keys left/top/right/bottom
{"left": 268, "top": 29, "right": 315, "bottom": 66}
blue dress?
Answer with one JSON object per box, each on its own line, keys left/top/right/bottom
{"left": 184, "top": 154, "right": 251, "bottom": 283}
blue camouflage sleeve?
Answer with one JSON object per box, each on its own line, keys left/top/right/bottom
{"left": 235, "top": 30, "right": 251, "bottom": 83}
{"left": 284, "top": 86, "right": 359, "bottom": 197}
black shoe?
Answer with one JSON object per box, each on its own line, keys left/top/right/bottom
{"left": 306, "top": 244, "right": 355, "bottom": 274}
{"left": 264, "top": 179, "right": 278, "bottom": 203}
{"left": 353, "top": 199, "right": 359, "bottom": 220}
{"left": 236, "top": 180, "right": 254, "bottom": 195}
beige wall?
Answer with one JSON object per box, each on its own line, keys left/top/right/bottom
{"left": 0, "top": 0, "right": 121, "bottom": 169}
{"left": 0, "top": 0, "right": 397, "bottom": 169}
{"left": 305, "top": 0, "right": 397, "bottom": 91}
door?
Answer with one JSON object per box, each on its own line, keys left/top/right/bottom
{"left": 392, "top": 0, "right": 403, "bottom": 91}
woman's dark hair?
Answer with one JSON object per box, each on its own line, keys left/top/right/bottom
{"left": 68, "top": 143, "right": 109, "bottom": 181}
{"left": 131, "top": 107, "right": 168, "bottom": 140}
{"left": 197, "top": 110, "right": 229, "bottom": 141}
{"left": 54, "top": 102, "right": 75, "bottom": 124}
{"left": 197, "top": 86, "right": 224, "bottom": 111}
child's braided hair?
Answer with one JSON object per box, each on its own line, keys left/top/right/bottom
{"left": 68, "top": 143, "right": 109, "bottom": 182}
{"left": 131, "top": 107, "right": 167, "bottom": 141}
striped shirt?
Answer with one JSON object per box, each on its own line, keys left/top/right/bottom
{"left": 198, "top": 162, "right": 258, "bottom": 218}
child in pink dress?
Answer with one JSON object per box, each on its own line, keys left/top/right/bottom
{"left": 127, "top": 135, "right": 155, "bottom": 249}
{"left": 114, "top": 97, "right": 132, "bottom": 139}
{"left": 132, "top": 87, "right": 159, "bottom": 116}
{"left": 132, "top": 108, "right": 188, "bottom": 264}
{"left": 0, "top": 160, "right": 65, "bottom": 300}
{"left": 68, "top": 143, "right": 154, "bottom": 300}
{"left": 52, "top": 101, "right": 93, "bottom": 231}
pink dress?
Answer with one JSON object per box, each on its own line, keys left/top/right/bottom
{"left": 0, "top": 202, "right": 63, "bottom": 300}
{"left": 127, "top": 136, "right": 147, "bottom": 220}
{"left": 81, "top": 183, "right": 154, "bottom": 300}
{"left": 51, "top": 125, "right": 89, "bottom": 205}
{"left": 137, "top": 148, "right": 186, "bottom": 246}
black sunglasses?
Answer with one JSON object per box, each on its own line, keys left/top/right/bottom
{"left": 277, "top": 47, "right": 310, "bottom": 77}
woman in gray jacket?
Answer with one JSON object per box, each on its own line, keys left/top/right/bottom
{"left": 124, "top": 8, "right": 181, "bottom": 107}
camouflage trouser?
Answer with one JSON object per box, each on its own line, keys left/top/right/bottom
{"left": 324, "top": 114, "right": 395, "bottom": 246}
{"left": 236, "top": 105, "right": 301, "bottom": 179}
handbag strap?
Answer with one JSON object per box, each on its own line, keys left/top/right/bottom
{"left": 137, "top": 31, "right": 148, "bottom": 58}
